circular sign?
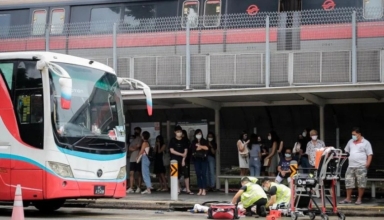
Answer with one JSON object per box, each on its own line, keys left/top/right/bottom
{"left": 322, "top": 0, "right": 336, "bottom": 11}
{"left": 246, "top": 5, "right": 260, "bottom": 16}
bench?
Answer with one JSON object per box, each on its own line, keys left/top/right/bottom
{"left": 217, "top": 175, "right": 275, "bottom": 194}
{"left": 336, "top": 178, "right": 383, "bottom": 198}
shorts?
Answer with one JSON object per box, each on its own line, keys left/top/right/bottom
{"left": 130, "top": 162, "right": 142, "bottom": 172}
{"left": 345, "top": 166, "right": 367, "bottom": 189}
{"left": 177, "top": 161, "right": 190, "bottom": 179}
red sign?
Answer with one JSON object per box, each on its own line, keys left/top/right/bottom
{"left": 108, "top": 130, "right": 117, "bottom": 140}
{"left": 322, "top": 0, "right": 336, "bottom": 11}
{"left": 246, "top": 5, "right": 259, "bottom": 16}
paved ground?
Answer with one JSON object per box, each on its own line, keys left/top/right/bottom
{"left": 0, "top": 206, "right": 384, "bottom": 220}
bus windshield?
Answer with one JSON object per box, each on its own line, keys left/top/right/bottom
{"left": 49, "top": 62, "right": 125, "bottom": 145}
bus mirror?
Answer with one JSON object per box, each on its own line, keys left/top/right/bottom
{"left": 59, "top": 78, "right": 72, "bottom": 109}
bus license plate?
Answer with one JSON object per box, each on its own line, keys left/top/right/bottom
{"left": 94, "top": 186, "right": 105, "bottom": 195}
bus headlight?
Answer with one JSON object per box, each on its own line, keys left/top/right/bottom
{"left": 117, "top": 166, "right": 126, "bottom": 179}
{"left": 48, "top": 161, "right": 74, "bottom": 178}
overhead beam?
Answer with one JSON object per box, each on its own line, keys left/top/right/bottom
{"left": 298, "top": 93, "right": 325, "bottom": 106}
{"left": 182, "top": 97, "right": 221, "bottom": 110}
{"left": 135, "top": 99, "right": 174, "bottom": 107}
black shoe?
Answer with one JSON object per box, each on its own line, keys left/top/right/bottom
{"left": 260, "top": 206, "right": 267, "bottom": 217}
{"left": 245, "top": 212, "right": 253, "bottom": 217}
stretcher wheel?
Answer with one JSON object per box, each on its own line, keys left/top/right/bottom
{"left": 308, "top": 212, "right": 316, "bottom": 220}
{"left": 320, "top": 214, "right": 329, "bottom": 220}
{"left": 337, "top": 212, "right": 346, "bottom": 220}
{"left": 291, "top": 212, "right": 298, "bottom": 220}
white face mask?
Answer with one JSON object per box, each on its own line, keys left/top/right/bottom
{"left": 208, "top": 138, "right": 213, "bottom": 142}
{"left": 302, "top": 132, "right": 307, "bottom": 137}
{"left": 263, "top": 186, "right": 269, "bottom": 191}
{"left": 268, "top": 136, "right": 271, "bottom": 140}
{"left": 176, "top": 132, "right": 182, "bottom": 137}
{"left": 196, "top": 134, "right": 202, "bottom": 139}
{"left": 311, "top": 135, "right": 318, "bottom": 141}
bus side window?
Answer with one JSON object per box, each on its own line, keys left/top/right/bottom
{"left": 181, "top": 0, "right": 199, "bottom": 28}
{"left": 90, "top": 7, "right": 120, "bottom": 33}
{"left": 363, "top": 0, "right": 383, "bottom": 19}
{"left": 51, "top": 8, "right": 65, "bottom": 35}
{"left": 0, "top": 62, "right": 14, "bottom": 91}
{"left": 203, "top": 0, "right": 222, "bottom": 27}
{"left": 32, "top": 9, "right": 47, "bottom": 35}
{"left": 0, "top": 14, "right": 11, "bottom": 37}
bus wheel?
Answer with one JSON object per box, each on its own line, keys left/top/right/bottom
{"left": 33, "top": 199, "right": 66, "bottom": 212}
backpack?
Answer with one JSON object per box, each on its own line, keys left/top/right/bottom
{"left": 146, "top": 145, "right": 155, "bottom": 162}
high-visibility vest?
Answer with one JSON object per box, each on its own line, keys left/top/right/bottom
{"left": 270, "top": 182, "right": 291, "bottom": 204}
{"left": 241, "top": 182, "right": 267, "bottom": 208}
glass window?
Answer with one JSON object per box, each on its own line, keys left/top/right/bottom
{"left": 15, "top": 61, "right": 42, "bottom": 89}
{"left": 182, "top": 0, "right": 199, "bottom": 28}
{"left": 0, "top": 14, "right": 11, "bottom": 37}
{"left": 51, "top": 8, "right": 65, "bottom": 34}
{"left": 123, "top": 5, "right": 156, "bottom": 29}
{"left": 32, "top": 9, "right": 47, "bottom": 35}
{"left": 90, "top": 7, "right": 121, "bottom": 33}
{"left": 363, "top": 0, "right": 383, "bottom": 19}
{"left": 0, "top": 63, "right": 14, "bottom": 90}
{"left": 203, "top": 0, "right": 221, "bottom": 27}
{"left": 16, "top": 94, "right": 43, "bottom": 124}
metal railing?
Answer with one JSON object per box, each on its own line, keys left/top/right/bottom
{"left": 0, "top": 7, "right": 383, "bottom": 89}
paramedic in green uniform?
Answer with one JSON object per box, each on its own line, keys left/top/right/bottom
{"left": 231, "top": 177, "right": 267, "bottom": 217}
{"left": 261, "top": 178, "right": 291, "bottom": 209}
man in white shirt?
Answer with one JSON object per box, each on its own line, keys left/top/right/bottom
{"left": 339, "top": 127, "right": 373, "bottom": 205}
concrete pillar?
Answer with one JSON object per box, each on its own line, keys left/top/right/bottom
{"left": 215, "top": 109, "right": 221, "bottom": 190}
{"left": 166, "top": 120, "right": 171, "bottom": 186}
{"left": 320, "top": 105, "right": 325, "bottom": 141}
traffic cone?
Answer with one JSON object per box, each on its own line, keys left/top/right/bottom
{"left": 11, "top": 184, "right": 24, "bottom": 220}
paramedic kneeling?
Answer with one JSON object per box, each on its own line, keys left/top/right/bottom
{"left": 262, "top": 178, "right": 291, "bottom": 209}
{"left": 231, "top": 177, "right": 267, "bottom": 217}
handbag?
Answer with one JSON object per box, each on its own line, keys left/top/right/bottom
{"left": 193, "top": 150, "right": 207, "bottom": 160}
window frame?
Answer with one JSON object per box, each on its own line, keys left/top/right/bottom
{"left": 203, "top": 0, "right": 222, "bottom": 27}
{"left": 89, "top": 6, "right": 122, "bottom": 33}
{"left": 363, "top": 0, "right": 383, "bottom": 19}
{"left": 32, "top": 9, "right": 47, "bottom": 36}
{"left": 50, "top": 8, "right": 65, "bottom": 35}
{"left": 181, "top": 0, "right": 200, "bottom": 28}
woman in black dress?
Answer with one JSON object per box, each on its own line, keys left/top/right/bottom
{"left": 154, "top": 135, "right": 168, "bottom": 191}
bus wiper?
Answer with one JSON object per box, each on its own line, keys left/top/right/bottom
{"left": 70, "top": 135, "right": 99, "bottom": 149}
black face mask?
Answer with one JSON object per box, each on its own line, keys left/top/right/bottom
{"left": 134, "top": 132, "right": 140, "bottom": 136}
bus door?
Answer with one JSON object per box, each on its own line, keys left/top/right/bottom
{"left": 277, "top": 0, "right": 302, "bottom": 50}
{"left": 0, "top": 61, "right": 14, "bottom": 200}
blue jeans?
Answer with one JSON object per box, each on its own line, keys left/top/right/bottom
{"left": 249, "top": 157, "right": 261, "bottom": 177}
{"left": 300, "top": 156, "right": 310, "bottom": 174}
{"left": 206, "top": 156, "right": 216, "bottom": 188}
{"left": 194, "top": 159, "right": 208, "bottom": 189}
{"left": 141, "top": 155, "right": 152, "bottom": 188}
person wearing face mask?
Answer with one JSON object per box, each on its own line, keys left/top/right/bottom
{"left": 275, "top": 148, "right": 293, "bottom": 185}
{"left": 261, "top": 178, "right": 291, "bottom": 210}
{"left": 264, "top": 131, "right": 280, "bottom": 177}
{"left": 298, "top": 129, "right": 311, "bottom": 174}
{"left": 339, "top": 127, "right": 373, "bottom": 205}
{"left": 206, "top": 131, "right": 217, "bottom": 192}
{"left": 305, "top": 129, "right": 325, "bottom": 170}
{"left": 237, "top": 131, "right": 250, "bottom": 176}
{"left": 169, "top": 126, "right": 193, "bottom": 195}
{"left": 259, "top": 136, "right": 269, "bottom": 176}
{"left": 231, "top": 177, "right": 267, "bottom": 218}
{"left": 191, "top": 129, "right": 209, "bottom": 196}
{"left": 126, "top": 127, "right": 143, "bottom": 194}
{"left": 249, "top": 134, "right": 262, "bottom": 177}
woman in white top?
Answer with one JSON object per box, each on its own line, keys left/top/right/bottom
{"left": 305, "top": 129, "right": 325, "bottom": 168}
{"left": 237, "top": 131, "right": 250, "bottom": 176}
{"left": 138, "top": 131, "right": 152, "bottom": 194}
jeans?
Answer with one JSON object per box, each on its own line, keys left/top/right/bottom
{"left": 141, "top": 155, "right": 152, "bottom": 188}
{"left": 300, "top": 156, "right": 310, "bottom": 174}
{"left": 249, "top": 157, "right": 261, "bottom": 177}
{"left": 206, "top": 156, "right": 216, "bottom": 188}
{"left": 194, "top": 159, "right": 208, "bottom": 189}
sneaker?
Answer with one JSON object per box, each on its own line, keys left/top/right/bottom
{"left": 126, "top": 188, "right": 134, "bottom": 193}
{"left": 141, "top": 190, "right": 151, "bottom": 195}
{"left": 135, "top": 188, "right": 141, "bottom": 193}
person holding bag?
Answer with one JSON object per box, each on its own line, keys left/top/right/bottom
{"left": 191, "top": 129, "right": 209, "bottom": 196}
{"left": 237, "top": 131, "right": 250, "bottom": 176}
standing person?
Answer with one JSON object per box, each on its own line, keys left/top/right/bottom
{"left": 138, "top": 131, "right": 152, "bottom": 194}
{"left": 191, "top": 129, "right": 209, "bottom": 196}
{"left": 126, "top": 127, "right": 143, "bottom": 194}
{"left": 259, "top": 136, "right": 269, "bottom": 176}
{"left": 305, "top": 129, "right": 325, "bottom": 169}
{"left": 249, "top": 134, "right": 262, "bottom": 177}
{"left": 169, "top": 126, "right": 194, "bottom": 195}
{"left": 292, "top": 134, "right": 303, "bottom": 161}
{"left": 237, "top": 131, "right": 250, "bottom": 176}
{"left": 265, "top": 131, "right": 280, "bottom": 177}
{"left": 206, "top": 131, "right": 217, "bottom": 191}
{"left": 339, "top": 127, "right": 373, "bottom": 205}
{"left": 154, "top": 135, "right": 168, "bottom": 192}
{"left": 181, "top": 129, "right": 191, "bottom": 192}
